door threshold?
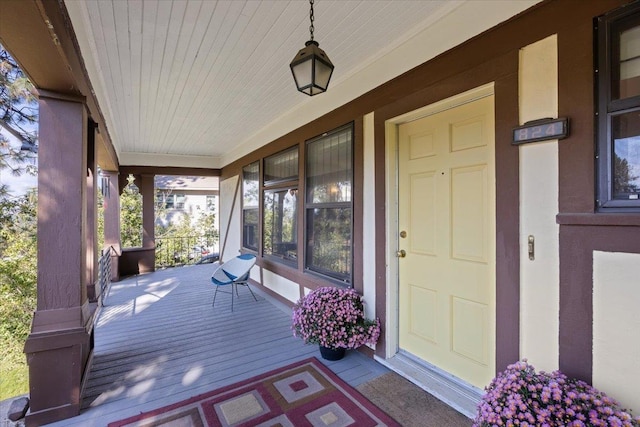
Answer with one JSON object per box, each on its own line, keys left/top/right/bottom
{"left": 374, "top": 351, "right": 482, "bottom": 419}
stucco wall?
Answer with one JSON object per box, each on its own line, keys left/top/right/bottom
{"left": 362, "top": 112, "right": 377, "bottom": 321}
{"left": 518, "top": 35, "right": 560, "bottom": 373}
{"left": 260, "top": 270, "right": 300, "bottom": 303}
{"left": 593, "top": 251, "right": 640, "bottom": 414}
{"left": 219, "top": 175, "right": 241, "bottom": 262}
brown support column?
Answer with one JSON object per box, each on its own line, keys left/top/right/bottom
{"left": 139, "top": 173, "right": 156, "bottom": 272}
{"left": 86, "top": 120, "right": 98, "bottom": 301}
{"left": 102, "top": 170, "right": 121, "bottom": 282}
{"left": 24, "top": 92, "right": 95, "bottom": 426}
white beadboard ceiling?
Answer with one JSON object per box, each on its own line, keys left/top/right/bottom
{"left": 64, "top": 0, "right": 537, "bottom": 170}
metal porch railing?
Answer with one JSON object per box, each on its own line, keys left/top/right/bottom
{"left": 97, "top": 246, "right": 113, "bottom": 306}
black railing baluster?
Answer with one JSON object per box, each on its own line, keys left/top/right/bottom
{"left": 155, "top": 233, "right": 218, "bottom": 268}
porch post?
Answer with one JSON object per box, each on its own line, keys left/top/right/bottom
{"left": 139, "top": 173, "right": 156, "bottom": 272}
{"left": 140, "top": 174, "right": 155, "bottom": 249}
{"left": 24, "top": 92, "right": 95, "bottom": 426}
{"left": 102, "top": 170, "right": 121, "bottom": 282}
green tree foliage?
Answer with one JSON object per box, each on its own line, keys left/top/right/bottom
{"left": 0, "top": 190, "right": 37, "bottom": 398}
{"left": 195, "top": 209, "right": 219, "bottom": 244}
{"left": 120, "top": 175, "right": 143, "bottom": 247}
{"left": 154, "top": 191, "right": 219, "bottom": 267}
{"left": 0, "top": 46, "right": 38, "bottom": 198}
{"left": 0, "top": 45, "right": 38, "bottom": 399}
{"left": 614, "top": 153, "right": 640, "bottom": 195}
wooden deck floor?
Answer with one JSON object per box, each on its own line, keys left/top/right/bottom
{"left": 46, "top": 264, "right": 389, "bottom": 426}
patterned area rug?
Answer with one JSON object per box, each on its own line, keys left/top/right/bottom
{"left": 108, "top": 357, "right": 399, "bottom": 427}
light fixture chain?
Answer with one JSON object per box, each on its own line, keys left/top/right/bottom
{"left": 309, "top": 0, "right": 315, "bottom": 41}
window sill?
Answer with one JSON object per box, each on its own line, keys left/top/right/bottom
{"left": 256, "top": 257, "right": 351, "bottom": 290}
{"left": 556, "top": 213, "right": 640, "bottom": 226}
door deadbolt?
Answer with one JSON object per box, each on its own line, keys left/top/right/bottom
{"left": 396, "top": 249, "right": 406, "bottom": 258}
{"left": 528, "top": 235, "right": 535, "bottom": 260}
{"left": 400, "top": 230, "right": 407, "bottom": 238}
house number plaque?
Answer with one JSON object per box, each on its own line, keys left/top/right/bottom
{"left": 512, "top": 117, "right": 569, "bottom": 145}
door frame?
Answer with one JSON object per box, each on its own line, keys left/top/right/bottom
{"left": 383, "top": 82, "right": 496, "bottom": 359}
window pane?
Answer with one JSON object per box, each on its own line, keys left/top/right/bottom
{"left": 263, "top": 189, "right": 298, "bottom": 261}
{"left": 175, "top": 194, "right": 186, "bottom": 209}
{"left": 306, "top": 207, "right": 351, "bottom": 282}
{"left": 264, "top": 147, "right": 298, "bottom": 184}
{"left": 243, "top": 162, "right": 259, "bottom": 208}
{"left": 243, "top": 208, "right": 259, "bottom": 251}
{"left": 612, "top": 111, "right": 640, "bottom": 199}
{"left": 619, "top": 24, "right": 640, "bottom": 99}
{"left": 306, "top": 127, "right": 352, "bottom": 204}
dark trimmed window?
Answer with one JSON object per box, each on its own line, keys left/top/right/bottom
{"left": 597, "top": 3, "right": 640, "bottom": 211}
{"left": 241, "top": 124, "right": 354, "bottom": 285}
{"left": 242, "top": 162, "right": 259, "bottom": 251}
{"left": 264, "top": 146, "right": 298, "bottom": 184}
{"left": 156, "top": 193, "right": 185, "bottom": 210}
{"left": 262, "top": 147, "right": 299, "bottom": 264}
{"left": 305, "top": 124, "right": 353, "bottom": 284}
{"left": 263, "top": 188, "right": 298, "bottom": 263}
{"left": 175, "top": 194, "right": 186, "bottom": 210}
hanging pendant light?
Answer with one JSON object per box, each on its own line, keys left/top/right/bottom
{"left": 290, "top": 0, "right": 334, "bottom": 96}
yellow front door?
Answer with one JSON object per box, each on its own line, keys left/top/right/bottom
{"left": 397, "top": 94, "right": 496, "bottom": 388}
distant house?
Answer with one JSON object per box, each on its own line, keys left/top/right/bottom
{"left": 154, "top": 175, "right": 219, "bottom": 237}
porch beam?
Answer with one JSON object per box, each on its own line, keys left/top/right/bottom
{"left": 120, "top": 166, "right": 221, "bottom": 177}
{"left": 0, "top": 0, "right": 118, "bottom": 171}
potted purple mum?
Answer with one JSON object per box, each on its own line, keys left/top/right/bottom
{"left": 292, "top": 286, "right": 380, "bottom": 360}
{"left": 474, "top": 360, "right": 640, "bottom": 427}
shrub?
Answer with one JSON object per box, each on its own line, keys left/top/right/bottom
{"left": 292, "top": 286, "right": 380, "bottom": 349}
{"left": 474, "top": 360, "right": 640, "bottom": 427}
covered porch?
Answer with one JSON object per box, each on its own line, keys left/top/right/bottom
{"left": 1, "top": 0, "right": 640, "bottom": 425}
{"left": 44, "top": 263, "right": 465, "bottom": 426}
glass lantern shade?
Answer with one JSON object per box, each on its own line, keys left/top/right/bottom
{"left": 290, "top": 40, "right": 334, "bottom": 96}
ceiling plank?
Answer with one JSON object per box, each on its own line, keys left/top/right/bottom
{"left": 58, "top": 0, "right": 540, "bottom": 168}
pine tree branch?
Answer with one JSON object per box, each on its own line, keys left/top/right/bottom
{"left": 0, "top": 117, "right": 28, "bottom": 142}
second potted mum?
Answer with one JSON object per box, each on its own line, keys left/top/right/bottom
{"left": 292, "top": 286, "right": 380, "bottom": 360}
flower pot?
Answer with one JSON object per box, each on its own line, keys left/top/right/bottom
{"left": 319, "top": 345, "right": 346, "bottom": 361}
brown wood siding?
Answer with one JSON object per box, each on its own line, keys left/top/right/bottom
{"left": 555, "top": 0, "right": 640, "bottom": 383}
{"left": 494, "top": 72, "right": 522, "bottom": 373}
{"left": 119, "top": 166, "right": 221, "bottom": 177}
{"left": 558, "top": 224, "right": 640, "bottom": 382}
{"left": 221, "top": 0, "right": 638, "bottom": 380}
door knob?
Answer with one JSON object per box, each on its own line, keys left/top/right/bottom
{"left": 396, "top": 249, "right": 406, "bottom": 258}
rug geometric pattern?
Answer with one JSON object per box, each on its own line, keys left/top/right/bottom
{"left": 108, "top": 357, "right": 400, "bottom": 427}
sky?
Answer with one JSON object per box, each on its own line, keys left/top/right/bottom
{"left": 0, "top": 130, "right": 38, "bottom": 196}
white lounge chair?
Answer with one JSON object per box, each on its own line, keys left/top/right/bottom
{"left": 210, "top": 254, "right": 257, "bottom": 311}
